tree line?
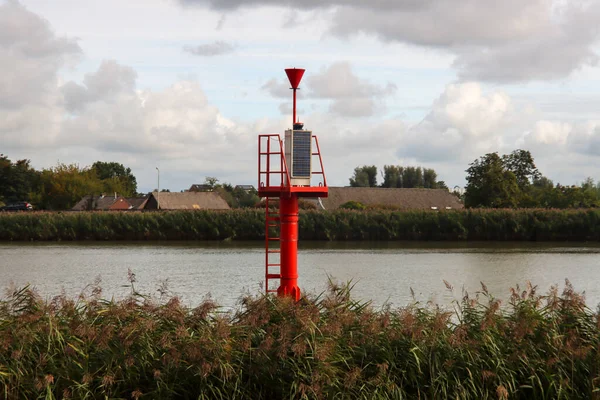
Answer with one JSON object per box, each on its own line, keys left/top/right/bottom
{"left": 350, "top": 149, "right": 600, "bottom": 209}
{"left": 464, "top": 149, "right": 600, "bottom": 208}
{"left": 0, "top": 154, "right": 137, "bottom": 210}
{"left": 349, "top": 165, "right": 448, "bottom": 189}
{"left": 0, "top": 154, "right": 259, "bottom": 210}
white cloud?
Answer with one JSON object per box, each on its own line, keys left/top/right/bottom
{"left": 263, "top": 62, "right": 396, "bottom": 117}
{"left": 261, "top": 78, "right": 297, "bottom": 99}
{"left": 398, "top": 82, "right": 512, "bottom": 161}
{"left": 62, "top": 60, "right": 137, "bottom": 112}
{"left": 396, "top": 86, "right": 600, "bottom": 184}
{"left": 0, "top": 2, "right": 259, "bottom": 189}
{"left": 0, "top": 1, "right": 80, "bottom": 147}
{"left": 179, "top": 0, "right": 600, "bottom": 83}
{"left": 566, "top": 121, "right": 600, "bottom": 156}
{"left": 183, "top": 40, "right": 236, "bottom": 56}
{"left": 58, "top": 66, "right": 259, "bottom": 185}
{"left": 6, "top": 0, "right": 600, "bottom": 191}
{"left": 521, "top": 120, "right": 571, "bottom": 148}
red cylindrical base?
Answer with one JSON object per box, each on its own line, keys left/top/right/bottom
{"left": 278, "top": 195, "right": 300, "bottom": 301}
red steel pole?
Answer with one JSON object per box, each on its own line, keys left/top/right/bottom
{"left": 278, "top": 194, "right": 300, "bottom": 301}
{"left": 292, "top": 88, "right": 297, "bottom": 125}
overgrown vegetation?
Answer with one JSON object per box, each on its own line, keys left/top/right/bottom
{"left": 0, "top": 154, "right": 138, "bottom": 210}
{"left": 464, "top": 149, "right": 600, "bottom": 209}
{"left": 1, "top": 279, "right": 599, "bottom": 399}
{"left": 339, "top": 200, "right": 367, "bottom": 210}
{"left": 2, "top": 208, "right": 600, "bottom": 241}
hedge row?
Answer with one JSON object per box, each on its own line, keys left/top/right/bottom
{"left": 1, "top": 208, "right": 599, "bottom": 241}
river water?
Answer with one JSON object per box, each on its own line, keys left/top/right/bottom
{"left": 0, "top": 241, "right": 599, "bottom": 309}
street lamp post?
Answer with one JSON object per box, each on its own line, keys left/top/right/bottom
{"left": 156, "top": 167, "right": 160, "bottom": 210}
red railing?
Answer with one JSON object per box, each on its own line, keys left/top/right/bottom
{"left": 311, "top": 135, "right": 327, "bottom": 188}
{"left": 258, "top": 134, "right": 291, "bottom": 191}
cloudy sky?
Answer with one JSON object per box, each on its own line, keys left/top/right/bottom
{"left": 2, "top": 0, "right": 600, "bottom": 191}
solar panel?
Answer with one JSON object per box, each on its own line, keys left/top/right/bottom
{"left": 292, "top": 131, "right": 311, "bottom": 178}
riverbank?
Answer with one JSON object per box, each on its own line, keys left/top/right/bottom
{"left": 1, "top": 208, "right": 599, "bottom": 241}
{"left": 0, "top": 281, "right": 597, "bottom": 399}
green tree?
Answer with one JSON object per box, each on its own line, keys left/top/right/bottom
{"left": 349, "top": 165, "right": 377, "bottom": 187}
{"left": 464, "top": 152, "right": 520, "bottom": 208}
{"left": 502, "top": 149, "right": 540, "bottom": 191}
{"left": 381, "top": 165, "right": 402, "bottom": 188}
{"left": 402, "top": 167, "right": 422, "bottom": 188}
{"left": 214, "top": 182, "right": 260, "bottom": 208}
{"left": 381, "top": 165, "right": 445, "bottom": 189}
{"left": 91, "top": 161, "right": 138, "bottom": 196}
{"left": 0, "top": 154, "right": 39, "bottom": 204}
{"left": 423, "top": 168, "right": 438, "bottom": 188}
{"left": 32, "top": 164, "right": 104, "bottom": 210}
{"left": 436, "top": 180, "right": 448, "bottom": 189}
{"left": 204, "top": 177, "right": 219, "bottom": 189}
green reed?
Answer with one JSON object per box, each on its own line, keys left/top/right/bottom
{"left": 1, "top": 278, "right": 599, "bottom": 399}
{"left": 1, "top": 208, "right": 600, "bottom": 241}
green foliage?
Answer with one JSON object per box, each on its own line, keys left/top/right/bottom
{"left": 1, "top": 280, "right": 599, "bottom": 399}
{"left": 32, "top": 164, "right": 105, "bottom": 210}
{"left": 349, "top": 165, "right": 377, "bottom": 187}
{"left": 465, "top": 152, "right": 520, "bottom": 208}
{"left": 464, "top": 149, "right": 600, "bottom": 209}
{"left": 502, "top": 149, "right": 541, "bottom": 190}
{"left": 215, "top": 184, "right": 260, "bottom": 209}
{"left": 382, "top": 165, "right": 401, "bottom": 188}
{"left": 3, "top": 209, "right": 600, "bottom": 241}
{"left": 91, "top": 161, "right": 138, "bottom": 196}
{"left": 298, "top": 199, "right": 317, "bottom": 210}
{"left": 0, "top": 154, "right": 39, "bottom": 204}
{"left": 204, "top": 176, "right": 219, "bottom": 189}
{"left": 381, "top": 165, "right": 445, "bottom": 189}
{"left": 339, "top": 201, "right": 367, "bottom": 210}
{"left": 0, "top": 154, "right": 140, "bottom": 210}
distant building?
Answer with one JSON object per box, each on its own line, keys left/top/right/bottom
{"left": 144, "top": 191, "right": 230, "bottom": 210}
{"left": 314, "top": 187, "right": 464, "bottom": 210}
{"left": 72, "top": 194, "right": 132, "bottom": 211}
{"left": 234, "top": 185, "right": 256, "bottom": 192}
{"left": 188, "top": 184, "right": 213, "bottom": 192}
{"left": 126, "top": 197, "right": 149, "bottom": 210}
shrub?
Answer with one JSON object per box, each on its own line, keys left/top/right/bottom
{"left": 2, "top": 208, "right": 600, "bottom": 241}
{"left": 339, "top": 201, "right": 366, "bottom": 210}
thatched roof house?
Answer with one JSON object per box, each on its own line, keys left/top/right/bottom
{"left": 72, "top": 195, "right": 133, "bottom": 211}
{"left": 143, "top": 192, "right": 230, "bottom": 210}
{"left": 317, "top": 187, "right": 463, "bottom": 210}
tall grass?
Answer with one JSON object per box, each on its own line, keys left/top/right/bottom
{"left": 1, "top": 208, "right": 600, "bottom": 241}
{"left": 1, "top": 279, "right": 599, "bottom": 399}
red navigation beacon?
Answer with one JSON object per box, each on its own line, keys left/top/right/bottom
{"left": 257, "top": 68, "right": 328, "bottom": 301}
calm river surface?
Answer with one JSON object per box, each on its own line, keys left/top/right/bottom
{"left": 1, "top": 241, "right": 599, "bottom": 309}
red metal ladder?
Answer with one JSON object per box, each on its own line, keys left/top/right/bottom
{"left": 265, "top": 197, "right": 281, "bottom": 293}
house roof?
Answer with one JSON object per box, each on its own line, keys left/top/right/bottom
{"left": 318, "top": 187, "right": 463, "bottom": 210}
{"left": 72, "top": 195, "right": 93, "bottom": 211}
{"left": 126, "top": 197, "right": 148, "bottom": 209}
{"left": 235, "top": 185, "right": 256, "bottom": 191}
{"left": 149, "top": 192, "right": 230, "bottom": 210}
{"left": 188, "top": 184, "right": 213, "bottom": 192}
{"left": 71, "top": 195, "right": 126, "bottom": 211}
{"left": 95, "top": 196, "right": 122, "bottom": 210}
